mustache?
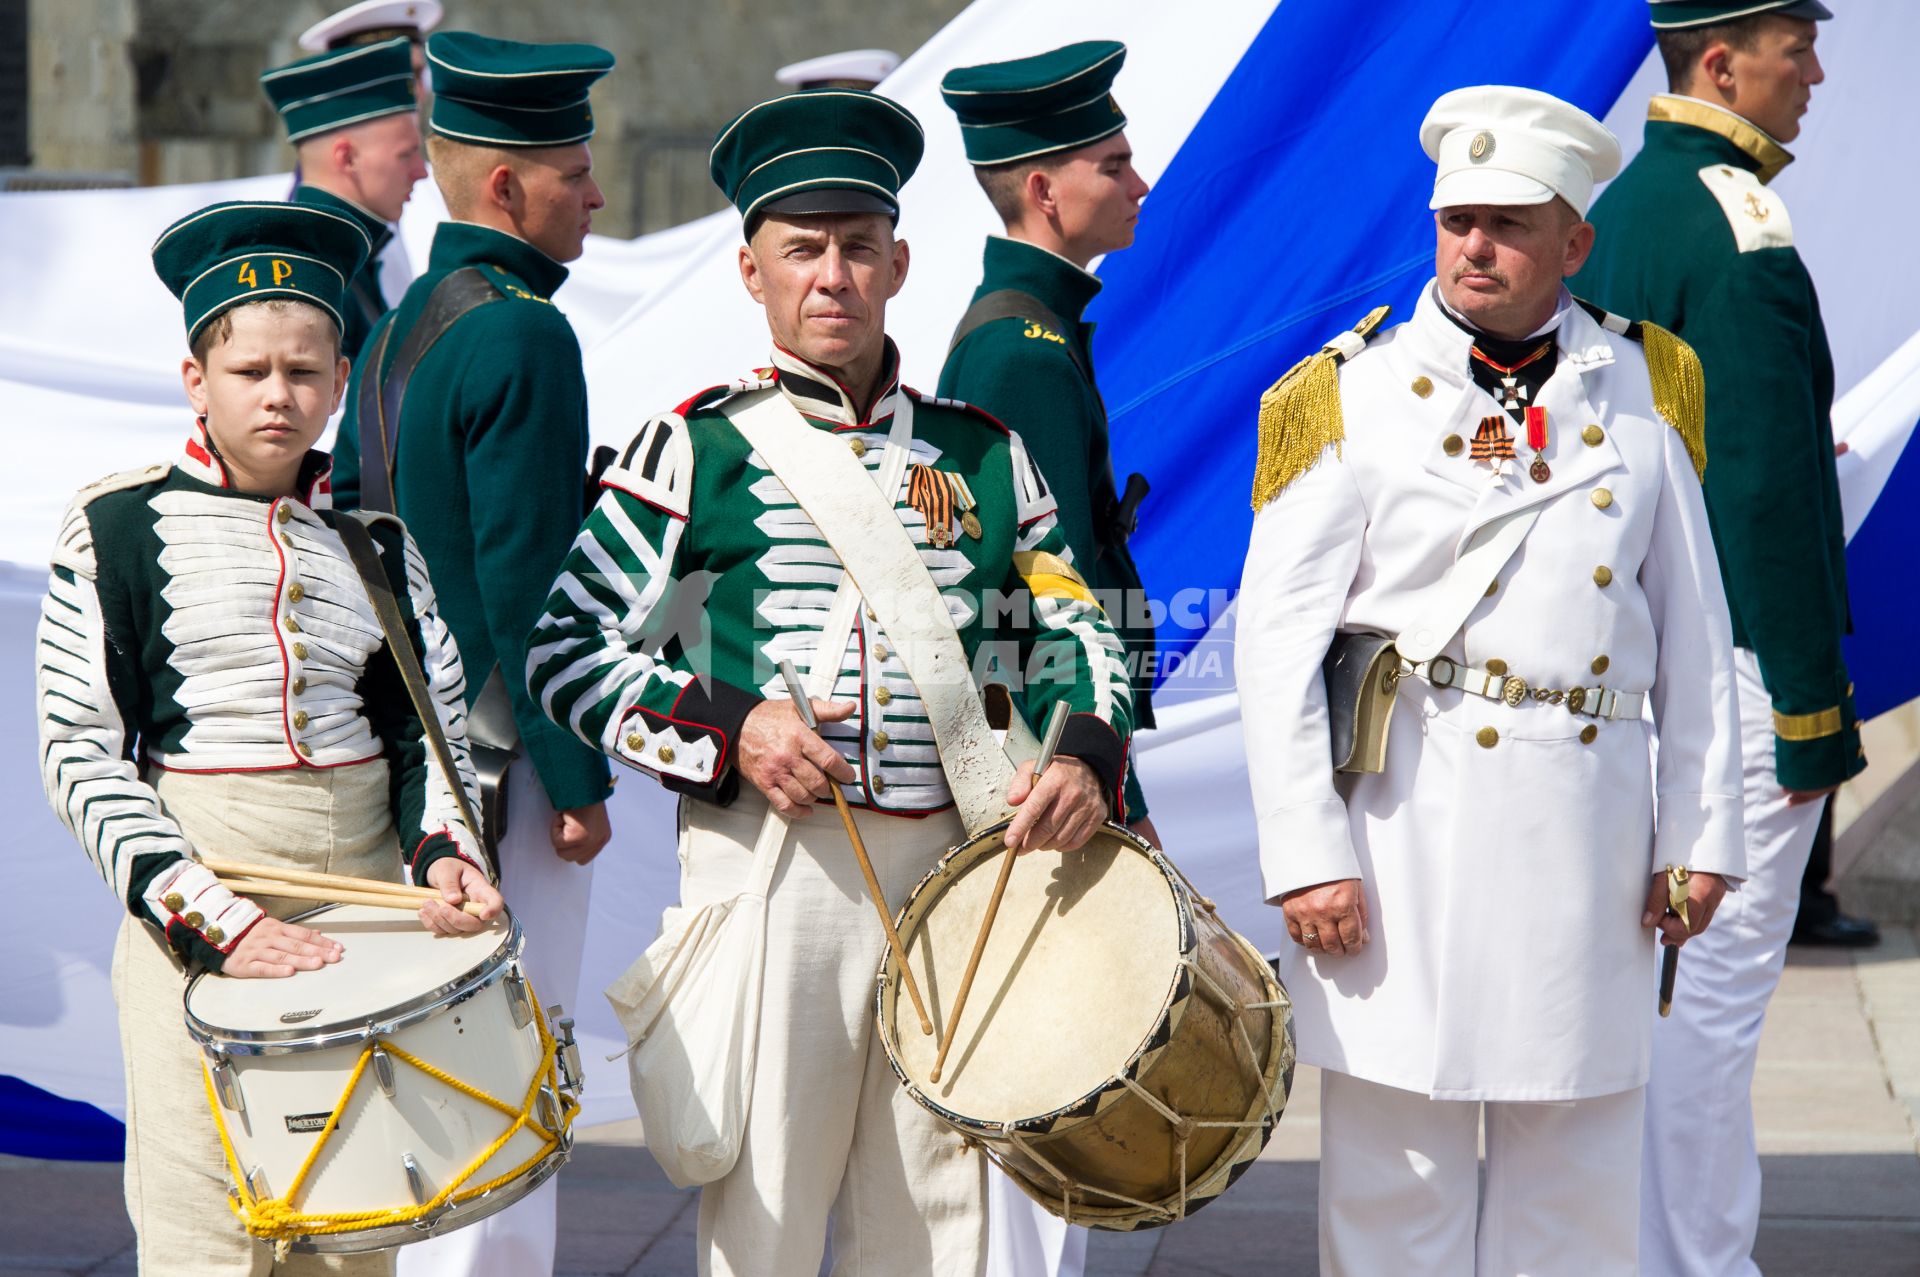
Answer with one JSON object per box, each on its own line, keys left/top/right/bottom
{"left": 1452, "top": 262, "right": 1510, "bottom": 287}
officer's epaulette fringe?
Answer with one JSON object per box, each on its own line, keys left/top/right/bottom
{"left": 1640, "top": 322, "right": 1708, "bottom": 480}
{"left": 1251, "top": 305, "right": 1390, "bottom": 512}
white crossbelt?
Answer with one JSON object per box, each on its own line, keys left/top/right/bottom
{"left": 1411, "top": 656, "right": 1646, "bottom": 720}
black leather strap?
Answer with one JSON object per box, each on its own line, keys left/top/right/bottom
{"left": 334, "top": 513, "right": 491, "bottom": 872}
{"left": 357, "top": 266, "right": 504, "bottom": 514}
{"left": 347, "top": 270, "right": 385, "bottom": 331}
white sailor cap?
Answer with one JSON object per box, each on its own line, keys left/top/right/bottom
{"left": 297, "top": 0, "right": 443, "bottom": 54}
{"left": 773, "top": 49, "right": 901, "bottom": 91}
{"left": 1420, "top": 85, "right": 1621, "bottom": 219}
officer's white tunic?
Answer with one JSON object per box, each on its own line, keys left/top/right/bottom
{"left": 1238, "top": 282, "right": 1746, "bottom": 1099}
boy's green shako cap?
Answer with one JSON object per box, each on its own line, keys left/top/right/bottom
{"left": 152, "top": 201, "right": 373, "bottom": 343}
{"left": 709, "top": 89, "right": 925, "bottom": 230}
{"left": 260, "top": 35, "right": 417, "bottom": 143}
{"left": 1645, "top": 1, "right": 1831, "bottom": 30}
{"left": 427, "top": 31, "right": 614, "bottom": 147}
{"left": 939, "top": 40, "right": 1128, "bottom": 166}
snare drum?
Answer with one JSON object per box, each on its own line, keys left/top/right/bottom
{"left": 879, "top": 823, "right": 1293, "bottom": 1230}
{"left": 184, "top": 904, "right": 583, "bottom": 1253}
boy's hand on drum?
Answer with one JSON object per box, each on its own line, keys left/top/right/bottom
{"left": 420, "top": 857, "right": 504, "bottom": 936}
{"left": 740, "top": 698, "right": 858, "bottom": 818}
{"left": 1004, "top": 757, "right": 1105, "bottom": 853}
{"left": 224, "top": 917, "right": 344, "bottom": 979}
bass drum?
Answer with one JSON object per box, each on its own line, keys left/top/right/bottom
{"left": 878, "top": 822, "right": 1293, "bottom": 1230}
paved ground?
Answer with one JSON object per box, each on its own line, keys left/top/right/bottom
{"left": 6, "top": 933, "right": 1919, "bottom": 1276}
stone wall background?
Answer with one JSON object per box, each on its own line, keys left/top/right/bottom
{"left": 21, "top": 0, "right": 969, "bottom": 233}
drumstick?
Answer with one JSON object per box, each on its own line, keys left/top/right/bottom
{"left": 777, "top": 661, "right": 934, "bottom": 1036}
{"left": 930, "top": 702, "right": 1069, "bottom": 1085}
{"left": 199, "top": 858, "right": 443, "bottom": 900}
{"left": 213, "top": 876, "right": 487, "bottom": 917}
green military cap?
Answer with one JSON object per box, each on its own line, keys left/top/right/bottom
{"left": 1648, "top": 0, "right": 1831, "bottom": 29}
{"left": 709, "top": 90, "right": 924, "bottom": 230}
{"left": 939, "top": 40, "right": 1128, "bottom": 166}
{"left": 260, "top": 36, "right": 416, "bottom": 144}
{"left": 426, "top": 31, "right": 614, "bottom": 147}
{"left": 152, "top": 201, "right": 372, "bottom": 343}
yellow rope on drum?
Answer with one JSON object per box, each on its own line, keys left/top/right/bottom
{"left": 201, "top": 982, "right": 576, "bottom": 1259}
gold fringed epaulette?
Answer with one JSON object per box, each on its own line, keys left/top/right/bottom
{"left": 1250, "top": 304, "right": 1390, "bottom": 511}
{"left": 1639, "top": 322, "right": 1708, "bottom": 481}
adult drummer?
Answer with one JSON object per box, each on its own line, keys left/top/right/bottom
{"left": 529, "top": 90, "right": 1135, "bottom": 1276}
{"left": 1236, "top": 87, "right": 1745, "bottom": 1274}
{"left": 34, "top": 201, "right": 499, "bottom": 1275}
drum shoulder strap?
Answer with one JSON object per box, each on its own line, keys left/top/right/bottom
{"left": 333, "top": 512, "right": 489, "bottom": 876}
{"left": 356, "top": 267, "right": 505, "bottom": 514}
{"left": 947, "top": 288, "right": 1094, "bottom": 388}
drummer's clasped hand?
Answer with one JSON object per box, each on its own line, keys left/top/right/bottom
{"left": 740, "top": 697, "right": 860, "bottom": 818}
{"left": 1004, "top": 757, "right": 1105, "bottom": 854}
{"left": 421, "top": 857, "right": 505, "bottom": 936}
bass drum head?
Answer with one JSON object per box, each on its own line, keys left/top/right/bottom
{"left": 185, "top": 904, "right": 516, "bottom": 1047}
{"left": 882, "top": 823, "right": 1185, "bottom": 1126}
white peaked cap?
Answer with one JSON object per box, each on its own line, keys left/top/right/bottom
{"left": 1421, "top": 85, "right": 1621, "bottom": 218}
{"left": 298, "top": 0, "right": 444, "bottom": 54}
{"left": 774, "top": 49, "right": 902, "bottom": 90}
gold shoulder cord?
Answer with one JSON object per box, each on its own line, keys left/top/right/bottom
{"left": 1639, "top": 322, "right": 1708, "bottom": 481}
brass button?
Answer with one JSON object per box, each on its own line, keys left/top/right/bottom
{"left": 1593, "top": 565, "right": 1614, "bottom": 587}
{"left": 848, "top": 437, "right": 867, "bottom": 458}
{"left": 1582, "top": 425, "right": 1604, "bottom": 447}
{"left": 1476, "top": 727, "right": 1499, "bottom": 749}
{"left": 184, "top": 911, "right": 204, "bottom": 929}
{"left": 284, "top": 617, "right": 301, "bottom": 633}
{"left": 276, "top": 505, "right": 291, "bottom": 524}
{"left": 871, "top": 776, "right": 887, "bottom": 794}
{"left": 296, "top": 741, "right": 313, "bottom": 757}
{"left": 162, "top": 892, "right": 186, "bottom": 913}
{"left": 281, "top": 532, "right": 294, "bottom": 548}
{"left": 1412, "top": 377, "right": 1434, "bottom": 399}
{"left": 1591, "top": 488, "right": 1614, "bottom": 510}
{"left": 1591, "top": 655, "right": 1611, "bottom": 676}
{"left": 1485, "top": 659, "right": 1508, "bottom": 676}
{"left": 1484, "top": 579, "right": 1498, "bottom": 598}
{"left": 875, "top": 687, "right": 892, "bottom": 706}
{"left": 205, "top": 925, "right": 225, "bottom": 945}
{"left": 625, "top": 733, "right": 644, "bottom": 751}
{"left": 1442, "top": 434, "right": 1464, "bottom": 457}
{"left": 292, "top": 710, "right": 309, "bottom": 729}
{"left": 873, "top": 645, "right": 889, "bottom": 661}
{"left": 292, "top": 676, "right": 307, "bottom": 694}
{"left": 866, "top": 606, "right": 878, "bottom": 621}
{"left": 287, "top": 583, "right": 304, "bottom": 603}
{"left": 872, "top": 731, "right": 890, "bottom": 750}
{"left": 657, "top": 745, "right": 676, "bottom": 764}
{"left": 1580, "top": 725, "right": 1598, "bottom": 745}
{"left": 292, "top": 642, "right": 308, "bottom": 660}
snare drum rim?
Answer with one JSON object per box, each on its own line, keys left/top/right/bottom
{"left": 183, "top": 906, "right": 524, "bottom": 1056}
{"left": 876, "top": 820, "right": 1201, "bottom": 1136}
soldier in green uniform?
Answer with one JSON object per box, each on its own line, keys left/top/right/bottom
{"left": 261, "top": 36, "right": 428, "bottom": 361}
{"left": 937, "top": 41, "right": 1160, "bottom": 846}
{"left": 329, "top": 32, "right": 615, "bottom": 1277}
{"left": 1572, "top": 4, "right": 1859, "bottom": 1274}
{"left": 530, "top": 88, "right": 1133, "bottom": 1277}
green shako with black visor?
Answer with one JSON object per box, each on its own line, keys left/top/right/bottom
{"left": 708, "top": 88, "right": 924, "bottom": 236}
{"left": 152, "top": 200, "right": 371, "bottom": 345}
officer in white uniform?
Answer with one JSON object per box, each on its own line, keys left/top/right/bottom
{"left": 1236, "top": 86, "right": 1747, "bottom": 1276}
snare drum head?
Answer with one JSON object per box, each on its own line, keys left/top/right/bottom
{"left": 885, "top": 825, "right": 1185, "bottom": 1125}
{"left": 186, "top": 904, "right": 513, "bottom": 1042}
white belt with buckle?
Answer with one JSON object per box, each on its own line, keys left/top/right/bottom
{"left": 1411, "top": 657, "right": 1646, "bottom": 721}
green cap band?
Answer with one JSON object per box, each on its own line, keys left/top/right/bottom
{"left": 940, "top": 40, "right": 1128, "bottom": 166}
{"left": 1647, "top": 1, "right": 1832, "bottom": 30}
{"left": 152, "top": 201, "right": 372, "bottom": 343}
{"left": 710, "top": 90, "right": 925, "bottom": 228}
{"left": 261, "top": 36, "right": 416, "bottom": 144}
{"left": 427, "top": 31, "right": 613, "bottom": 148}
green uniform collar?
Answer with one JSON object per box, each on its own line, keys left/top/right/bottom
{"left": 1646, "top": 95, "right": 1794, "bottom": 184}
{"left": 428, "top": 220, "right": 569, "bottom": 297}
{"left": 292, "top": 183, "right": 394, "bottom": 259}
{"left": 980, "top": 235, "right": 1103, "bottom": 325}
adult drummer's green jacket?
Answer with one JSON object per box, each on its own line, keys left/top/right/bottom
{"left": 290, "top": 184, "right": 391, "bottom": 363}
{"left": 938, "top": 236, "right": 1156, "bottom": 819}
{"left": 334, "top": 221, "right": 613, "bottom": 812}
{"left": 1575, "top": 95, "right": 1862, "bottom": 791}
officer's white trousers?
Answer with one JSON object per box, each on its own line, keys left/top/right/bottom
{"left": 398, "top": 765, "right": 592, "bottom": 1277}
{"left": 1318, "top": 1071, "right": 1644, "bottom": 1277}
{"left": 683, "top": 792, "right": 988, "bottom": 1277}
{"left": 987, "top": 1171, "right": 1087, "bottom": 1277}
{"left": 1640, "top": 648, "right": 1824, "bottom": 1277}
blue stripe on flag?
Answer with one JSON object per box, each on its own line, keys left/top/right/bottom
{"left": 1090, "top": 0, "right": 1653, "bottom": 672}
{"left": 1845, "top": 420, "right": 1920, "bottom": 719}
{"left": 0, "top": 1074, "right": 124, "bottom": 1161}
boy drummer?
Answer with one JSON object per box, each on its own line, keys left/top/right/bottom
{"left": 35, "top": 201, "right": 501, "bottom": 1275}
